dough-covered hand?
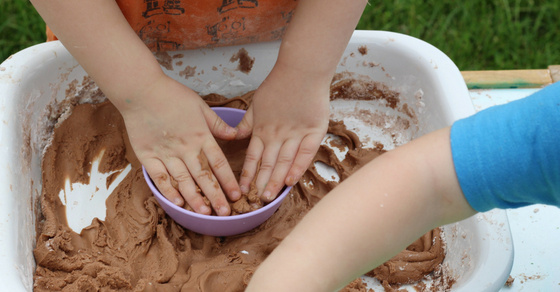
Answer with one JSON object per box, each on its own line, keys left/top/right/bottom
{"left": 236, "top": 67, "right": 330, "bottom": 202}
{"left": 122, "top": 75, "right": 241, "bottom": 216}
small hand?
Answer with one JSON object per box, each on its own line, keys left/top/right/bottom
{"left": 121, "top": 75, "right": 241, "bottom": 215}
{"left": 235, "top": 67, "right": 330, "bottom": 202}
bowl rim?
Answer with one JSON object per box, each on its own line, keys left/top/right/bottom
{"left": 142, "top": 166, "right": 291, "bottom": 221}
{"left": 209, "top": 106, "right": 247, "bottom": 115}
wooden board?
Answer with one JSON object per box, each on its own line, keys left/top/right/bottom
{"left": 461, "top": 69, "right": 553, "bottom": 89}
{"left": 549, "top": 65, "right": 560, "bottom": 83}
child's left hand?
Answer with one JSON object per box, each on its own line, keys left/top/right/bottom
{"left": 235, "top": 63, "right": 330, "bottom": 202}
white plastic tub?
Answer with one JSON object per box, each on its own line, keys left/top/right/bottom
{"left": 0, "top": 30, "right": 513, "bottom": 291}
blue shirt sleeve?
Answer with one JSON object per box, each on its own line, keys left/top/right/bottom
{"left": 450, "top": 81, "right": 560, "bottom": 212}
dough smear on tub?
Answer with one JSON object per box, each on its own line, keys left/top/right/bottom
{"left": 33, "top": 86, "right": 446, "bottom": 291}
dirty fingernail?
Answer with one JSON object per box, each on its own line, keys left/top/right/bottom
{"left": 227, "top": 127, "right": 237, "bottom": 135}
{"left": 263, "top": 191, "right": 273, "bottom": 201}
{"left": 200, "top": 205, "right": 211, "bottom": 214}
{"left": 286, "top": 176, "right": 296, "bottom": 186}
{"left": 173, "top": 198, "right": 184, "bottom": 206}
{"left": 231, "top": 190, "right": 241, "bottom": 200}
{"left": 240, "top": 185, "right": 249, "bottom": 194}
{"left": 218, "top": 206, "right": 229, "bottom": 216}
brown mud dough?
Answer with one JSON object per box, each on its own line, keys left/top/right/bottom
{"left": 180, "top": 138, "right": 263, "bottom": 215}
{"left": 330, "top": 73, "right": 401, "bottom": 109}
{"left": 230, "top": 48, "right": 254, "bottom": 74}
{"left": 179, "top": 65, "right": 196, "bottom": 79}
{"left": 33, "top": 79, "right": 447, "bottom": 291}
{"left": 154, "top": 51, "right": 173, "bottom": 70}
{"left": 215, "top": 138, "right": 263, "bottom": 215}
{"left": 339, "top": 278, "right": 374, "bottom": 292}
{"left": 505, "top": 275, "right": 515, "bottom": 287}
{"left": 358, "top": 45, "right": 368, "bottom": 56}
{"left": 366, "top": 228, "right": 445, "bottom": 288}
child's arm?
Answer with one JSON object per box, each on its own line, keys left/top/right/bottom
{"left": 236, "top": 0, "right": 369, "bottom": 201}
{"left": 247, "top": 80, "right": 560, "bottom": 291}
{"left": 30, "top": 0, "right": 241, "bottom": 215}
{"left": 246, "top": 127, "right": 477, "bottom": 292}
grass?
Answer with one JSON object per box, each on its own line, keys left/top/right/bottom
{"left": 0, "top": 0, "right": 45, "bottom": 63}
{"left": 1, "top": 0, "right": 559, "bottom": 70}
{"left": 357, "top": 0, "right": 560, "bottom": 70}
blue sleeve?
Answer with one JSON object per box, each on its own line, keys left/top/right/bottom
{"left": 450, "top": 81, "right": 560, "bottom": 212}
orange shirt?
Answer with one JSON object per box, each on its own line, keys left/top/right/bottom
{"left": 47, "top": 0, "right": 298, "bottom": 52}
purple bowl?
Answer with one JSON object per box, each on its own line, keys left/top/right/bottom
{"left": 142, "top": 107, "right": 292, "bottom": 237}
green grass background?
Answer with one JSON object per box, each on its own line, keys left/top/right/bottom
{"left": 1, "top": 0, "right": 559, "bottom": 70}
{"left": 0, "top": 0, "right": 45, "bottom": 63}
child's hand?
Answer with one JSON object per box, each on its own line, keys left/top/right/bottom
{"left": 121, "top": 75, "right": 241, "bottom": 216}
{"left": 235, "top": 65, "right": 330, "bottom": 202}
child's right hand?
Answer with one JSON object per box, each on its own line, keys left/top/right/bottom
{"left": 119, "top": 75, "right": 242, "bottom": 216}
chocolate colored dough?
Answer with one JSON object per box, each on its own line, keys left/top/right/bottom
{"left": 33, "top": 87, "right": 445, "bottom": 291}
{"left": 367, "top": 228, "right": 445, "bottom": 286}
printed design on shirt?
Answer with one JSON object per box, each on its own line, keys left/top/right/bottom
{"left": 139, "top": 20, "right": 184, "bottom": 51}
{"left": 207, "top": 16, "right": 250, "bottom": 43}
{"left": 208, "top": 0, "right": 260, "bottom": 44}
{"left": 281, "top": 10, "right": 294, "bottom": 23}
{"left": 139, "top": 0, "right": 186, "bottom": 51}
{"left": 133, "top": 0, "right": 295, "bottom": 51}
{"left": 143, "top": 0, "right": 185, "bottom": 18}
{"left": 267, "top": 9, "right": 294, "bottom": 39}
{"left": 218, "top": 0, "right": 259, "bottom": 14}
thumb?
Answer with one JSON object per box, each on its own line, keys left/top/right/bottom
{"left": 204, "top": 107, "right": 238, "bottom": 140}
{"left": 235, "top": 106, "right": 253, "bottom": 139}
